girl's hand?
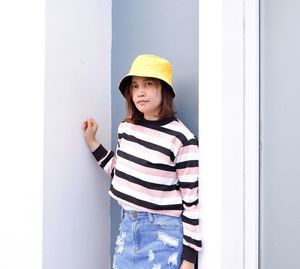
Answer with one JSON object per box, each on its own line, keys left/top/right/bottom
{"left": 82, "top": 118, "right": 100, "bottom": 151}
{"left": 180, "top": 260, "right": 194, "bottom": 269}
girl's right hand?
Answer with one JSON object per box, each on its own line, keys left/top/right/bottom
{"left": 82, "top": 118, "right": 100, "bottom": 151}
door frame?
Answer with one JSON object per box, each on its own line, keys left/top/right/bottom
{"left": 198, "top": 0, "right": 260, "bottom": 268}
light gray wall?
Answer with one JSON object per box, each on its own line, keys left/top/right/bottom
{"left": 111, "top": 0, "right": 198, "bottom": 263}
{"left": 43, "top": 0, "right": 111, "bottom": 268}
{"left": 260, "top": 0, "right": 300, "bottom": 268}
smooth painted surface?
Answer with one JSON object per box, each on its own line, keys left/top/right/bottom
{"left": 43, "top": 0, "right": 111, "bottom": 268}
{"left": 222, "top": 1, "right": 260, "bottom": 269}
{"left": 260, "top": 0, "right": 300, "bottom": 268}
{"left": 111, "top": 0, "right": 199, "bottom": 263}
{"left": 0, "top": 1, "right": 44, "bottom": 268}
{"left": 199, "top": 0, "right": 223, "bottom": 268}
{"left": 222, "top": 0, "right": 244, "bottom": 268}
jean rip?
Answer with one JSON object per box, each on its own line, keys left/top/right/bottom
{"left": 115, "top": 232, "right": 126, "bottom": 254}
{"left": 157, "top": 231, "right": 179, "bottom": 248}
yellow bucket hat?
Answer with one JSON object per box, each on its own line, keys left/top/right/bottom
{"left": 119, "top": 54, "right": 175, "bottom": 97}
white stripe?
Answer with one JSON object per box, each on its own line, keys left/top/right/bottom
{"left": 116, "top": 161, "right": 177, "bottom": 185}
{"left": 98, "top": 151, "right": 110, "bottom": 164}
{"left": 182, "top": 195, "right": 198, "bottom": 203}
{"left": 164, "top": 121, "right": 195, "bottom": 140}
{"left": 177, "top": 174, "right": 199, "bottom": 182}
{"left": 176, "top": 152, "right": 199, "bottom": 162}
{"left": 183, "top": 228, "right": 202, "bottom": 241}
{"left": 103, "top": 158, "right": 114, "bottom": 175}
{"left": 182, "top": 210, "right": 200, "bottom": 220}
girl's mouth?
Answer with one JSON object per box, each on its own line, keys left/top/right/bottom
{"left": 137, "top": 100, "right": 149, "bottom": 105}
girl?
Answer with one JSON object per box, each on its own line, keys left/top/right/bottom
{"left": 82, "top": 54, "right": 201, "bottom": 269}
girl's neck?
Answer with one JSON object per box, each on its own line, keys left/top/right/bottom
{"left": 143, "top": 114, "right": 160, "bottom": 121}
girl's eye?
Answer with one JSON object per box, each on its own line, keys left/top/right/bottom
{"left": 145, "top": 82, "right": 153, "bottom": 87}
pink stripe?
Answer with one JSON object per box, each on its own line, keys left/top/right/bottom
{"left": 122, "top": 123, "right": 183, "bottom": 148}
{"left": 121, "top": 139, "right": 172, "bottom": 164}
{"left": 112, "top": 176, "right": 181, "bottom": 199}
{"left": 165, "top": 121, "right": 196, "bottom": 142}
{"left": 180, "top": 188, "right": 198, "bottom": 198}
{"left": 165, "top": 121, "right": 187, "bottom": 132}
{"left": 177, "top": 167, "right": 199, "bottom": 177}
{"left": 183, "top": 222, "right": 201, "bottom": 233}
{"left": 166, "top": 120, "right": 190, "bottom": 132}
{"left": 179, "top": 144, "right": 198, "bottom": 154}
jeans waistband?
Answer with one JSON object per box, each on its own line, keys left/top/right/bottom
{"left": 121, "top": 208, "right": 154, "bottom": 222}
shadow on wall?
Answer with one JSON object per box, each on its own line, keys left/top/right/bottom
{"left": 43, "top": 0, "right": 111, "bottom": 268}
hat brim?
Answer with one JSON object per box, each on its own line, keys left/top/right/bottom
{"left": 118, "top": 75, "right": 175, "bottom": 98}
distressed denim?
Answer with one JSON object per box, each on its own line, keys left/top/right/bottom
{"left": 113, "top": 209, "right": 183, "bottom": 269}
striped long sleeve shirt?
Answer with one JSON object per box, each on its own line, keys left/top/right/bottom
{"left": 92, "top": 115, "right": 202, "bottom": 263}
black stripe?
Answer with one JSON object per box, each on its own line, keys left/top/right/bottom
{"left": 119, "top": 132, "right": 176, "bottom": 161}
{"left": 92, "top": 144, "right": 108, "bottom": 162}
{"left": 117, "top": 150, "right": 176, "bottom": 172}
{"left": 137, "top": 115, "right": 177, "bottom": 127}
{"left": 100, "top": 151, "right": 114, "bottom": 169}
{"left": 110, "top": 168, "right": 115, "bottom": 178}
{"left": 179, "top": 181, "right": 198, "bottom": 189}
{"left": 156, "top": 127, "right": 188, "bottom": 145}
{"left": 130, "top": 119, "right": 198, "bottom": 150}
{"left": 137, "top": 124, "right": 188, "bottom": 145}
{"left": 181, "top": 215, "right": 199, "bottom": 226}
{"left": 183, "top": 199, "right": 198, "bottom": 207}
{"left": 115, "top": 169, "right": 180, "bottom": 191}
{"left": 110, "top": 186, "right": 184, "bottom": 211}
{"left": 176, "top": 160, "right": 198, "bottom": 169}
{"left": 184, "top": 235, "right": 202, "bottom": 248}
{"left": 185, "top": 138, "right": 198, "bottom": 146}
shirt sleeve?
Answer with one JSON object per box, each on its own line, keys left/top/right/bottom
{"left": 91, "top": 129, "right": 121, "bottom": 178}
{"left": 91, "top": 144, "right": 116, "bottom": 178}
{"left": 176, "top": 137, "right": 202, "bottom": 264}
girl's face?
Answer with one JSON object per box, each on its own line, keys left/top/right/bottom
{"left": 131, "top": 76, "right": 162, "bottom": 120}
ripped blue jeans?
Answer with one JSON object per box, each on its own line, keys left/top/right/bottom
{"left": 113, "top": 209, "right": 183, "bottom": 269}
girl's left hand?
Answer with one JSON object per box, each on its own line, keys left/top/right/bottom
{"left": 180, "top": 260, "right": 194, "bottom": 269}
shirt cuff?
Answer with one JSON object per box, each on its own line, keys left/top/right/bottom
{"left": 92, "top": 144, "right": 108, "bottom": 161}
{"left": 182, "top": 245, "right": 198, "bottom": 264}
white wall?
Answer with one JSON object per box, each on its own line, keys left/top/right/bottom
{"left": 43, "top": 0, "right": 111, "bottom": 268}
{"left": 0, "top": 1, "right": 44, "bottom": 269}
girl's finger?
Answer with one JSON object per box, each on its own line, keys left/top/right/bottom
{"left": 82, "top": 121, "right": 87, "bottom": 130}
{"left": 90, "top": 119, "right": 98, "bottom": 129}
{"left": 90, "top": 119, "right": 96, "bottom": 127}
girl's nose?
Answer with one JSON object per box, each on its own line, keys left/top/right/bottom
{"left": 137, "top": 87, "right": 145, "bottom": 97}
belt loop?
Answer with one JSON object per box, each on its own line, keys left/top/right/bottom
{"left": 121, "top": 208, "right": 125, "bottom": 219}
{"left": 148, "top": 212, "right": 154, "bottom": 223}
